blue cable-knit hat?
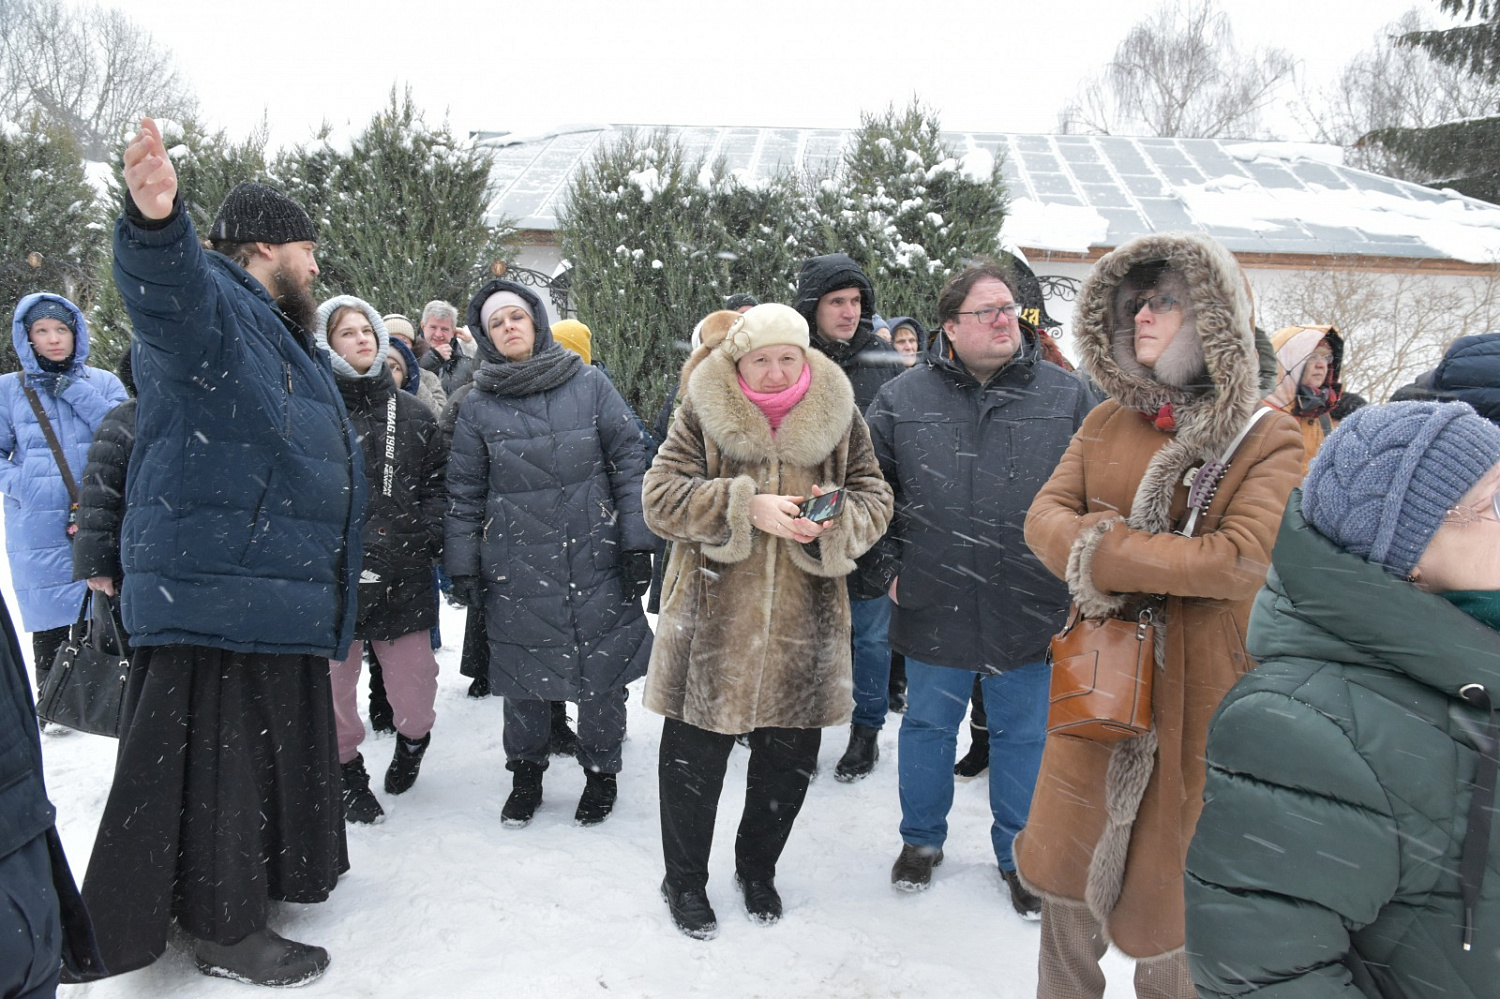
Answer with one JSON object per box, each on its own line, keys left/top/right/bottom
{"left": 23, "top": 299, "right": 75, "bottom": 334}
{"left": 1304, "top": 401, "right": 1500, "bottom": 576}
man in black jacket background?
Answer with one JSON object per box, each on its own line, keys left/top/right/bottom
{"left": 792, "top": 254, "right": 907, "bottom": 783}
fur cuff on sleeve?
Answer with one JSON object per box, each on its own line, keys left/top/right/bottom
{"left": 701, "top": 475, "right": 758, "bottom": 564}
{"left": 1066, "top": 516, "right": 1130, "bottom": 619}
{"left": 785, "top": 520, "right": 854, "bottom": 578}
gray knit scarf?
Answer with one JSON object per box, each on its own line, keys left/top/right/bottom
{"left": 472, "top": 342, "right": 582, "bottom": 398}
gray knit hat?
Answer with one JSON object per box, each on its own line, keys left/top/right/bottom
{"left": 1303, "top": 401, "right": 1500, "bottom": 576}
{"left": 209, "top": 182, "right": 316, "bottom": 245}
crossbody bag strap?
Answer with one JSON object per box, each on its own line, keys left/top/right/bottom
{"left": 1177, "top": 405, "right": 1275, "bottom": 538}
{"left": 22, "top": 383, "right": 80, "bottom": 505}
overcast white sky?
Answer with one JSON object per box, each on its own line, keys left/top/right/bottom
{"left": 114, "top": 0, "right": 1442, "bottom": 149}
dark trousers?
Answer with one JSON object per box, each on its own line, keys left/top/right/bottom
{"left": 658, "top": 717, "right": 821, "bottom": 890}
{"left": 31, "top": 625, "right": 68, "bottom": 696}
{"left": 503, "top": 689, "right": 627, "bottom": 773}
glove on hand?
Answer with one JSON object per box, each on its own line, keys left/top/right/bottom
{"left": 449, "top": 575, "right": 484, "bottom": 609}
{"left": 620, "top": 550, "right": 654, "bottom": 603}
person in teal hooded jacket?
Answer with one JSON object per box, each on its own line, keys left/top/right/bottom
{"left": 1187, "top": 400, "right": 1500, "bottom": 998}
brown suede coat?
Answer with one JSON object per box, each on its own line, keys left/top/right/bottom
{"left": 1018, "top": 232, "right": 1304, "bottom": 958}
{"left": 642, "top": 349, "right": 893, "bottom": 735}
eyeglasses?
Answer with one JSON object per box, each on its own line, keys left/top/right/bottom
{"left": 1309, "top": 349, "right": 1334, "bottom": 363}
{"left": 1443, "top": 489, "right": 1500, "bottom": 527}
{"left": 955, "top": 304, "right": 1022, "bottom": 325}
{"left": 1124, "top": 294, "right": 1180, "bottom": 316}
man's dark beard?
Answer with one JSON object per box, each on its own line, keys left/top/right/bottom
{"left": 271, "top": 270, "right": 318, "bottom": 330}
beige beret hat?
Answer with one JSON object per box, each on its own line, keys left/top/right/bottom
{"left": 721, "top": 303, "right": 809, "bottom": 361}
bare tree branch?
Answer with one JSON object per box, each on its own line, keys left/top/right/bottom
{"left": 1294, "top": 8, "right": 1500, "bottom": 181}
{"left": 1058, "top": 0, "right": 1296, "bottom": 139}
{"left": 1257, "top": 265, "right": 1500, "bottom": 401}
{"left": 0, "top": 0, "right": 196, "bottom": 158}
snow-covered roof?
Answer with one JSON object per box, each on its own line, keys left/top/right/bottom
{"left": 480, "top": 125, "right": 1500, "bottom": 265}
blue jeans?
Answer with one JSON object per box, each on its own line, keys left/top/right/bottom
{"left": 850, "top": 595, "right": 893, "bottom": 729}
{"left": 897, "top": 657, "right": 1050, "bottom": 870}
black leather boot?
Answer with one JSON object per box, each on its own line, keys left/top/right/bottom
{"left": 953, "top": 725, "right": 990, "bottom": 780}
{"left": 834, "top": 724, "right": 881, "bottom": 782}
{"left": 661, "top": 878, "right": 718, "bottom": 940}
{"left": 384, "top": 731, "right": 431, "bottom": 795}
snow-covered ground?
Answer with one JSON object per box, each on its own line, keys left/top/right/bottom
{"left": 15, "top": 562, "right": 1139, "bottom": 997}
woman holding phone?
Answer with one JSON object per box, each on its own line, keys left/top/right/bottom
{"left": 642, "top": 303, "right": 893, "bottom": 939}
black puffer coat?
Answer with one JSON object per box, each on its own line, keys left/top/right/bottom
{"left": 337, "top": 368, "right": 447, "bottom": 642}
{"left": 445, "top": 280, "right": 654, "bottom": 700}
{"left": 866, "top": 328, "right": 1098, "bottom": 671}
{"left": 420, "top": 346, "right": 477, "bottom": 399}
{"left": 71, "top": 399, "right": 135, "bottom": 583}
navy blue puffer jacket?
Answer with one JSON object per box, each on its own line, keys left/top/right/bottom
{"left": 111, "top": 207, "right": 364, "bottom": 657}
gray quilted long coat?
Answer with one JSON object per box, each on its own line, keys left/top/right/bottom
{"left": 444, "top": 283, "right": 653, "bottom": 700}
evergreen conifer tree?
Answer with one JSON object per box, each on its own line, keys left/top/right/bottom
{"left": 1363, "top": 1, "right": 1500, "bottom": 202}
{"left": 0, "top": 117, "right": 102, "bottom": 373}
{"left": 278, "top": 88, "right": 515, "bottom": 321}
{"left": 831, "top": 100, "right": 1008, "bottom": 320}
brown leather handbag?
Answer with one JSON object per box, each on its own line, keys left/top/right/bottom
{"left": 1045, "top": 407, "right": 1274, "bottom": 743}
{"left": 1046, "top": 606, "right": 1156, "bottom": 742}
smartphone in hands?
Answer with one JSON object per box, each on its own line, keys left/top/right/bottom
{"left": 797, "top": 488, "right": 845, "bottom": 524}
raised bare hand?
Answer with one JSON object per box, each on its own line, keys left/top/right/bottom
{"left": 122, "top": 117, "right": 177, "bottom": 220}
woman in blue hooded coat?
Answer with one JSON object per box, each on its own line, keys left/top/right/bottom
{"left": 0, "top": 294, "right": 127, "bottom": 694}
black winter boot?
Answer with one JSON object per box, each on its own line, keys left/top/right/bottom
{"left": 834, "top": 724, "right": 881, "bottom": 783}
{"left": 953, "top": 725, "right": 990, "bottom": 780}
{"left": 548, "top": 701, "right": 580, "bottom": 758}
{"left": 195, "top": 927, "right": 329, "bottom": 987}
{"left": 575, "top": 771, "right": 618, "bottom": 826}
{"left": 341, "top": 754, "right": 385, "bottom": 825}
{"left": 384, "top": 731, "right": 431, "bottom": 795}
{"left": 467, "top": 673, "right": 490, "bottom": 699}
{"left": 1001, "top": 867, "right": 1042, "bottom": 919}
{"left": 661, "top": 878, "right": 718, "bottom": 940}
{"left": 736, "top": 873, "right": 783, "bottom": 925}
{"left": 502, "top": 760, "right": 545, "bottom": 827}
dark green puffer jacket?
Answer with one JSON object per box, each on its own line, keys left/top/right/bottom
{"left": 1186, "top": 491, "right": 1500, "bottom": 999}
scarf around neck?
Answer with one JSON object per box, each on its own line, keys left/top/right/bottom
{"left": 472, "top": 342, "right": 583, "bottom": 398}
{"left": 737, "top": 363, "right": 812, "bottom": 432}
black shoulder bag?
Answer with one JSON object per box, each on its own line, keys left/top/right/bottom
{"left": 37, "top": 590, "right": 131, "bottom": 738}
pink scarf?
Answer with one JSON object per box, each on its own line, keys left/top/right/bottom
{"left": 737, "top": 363, "right": 812, "bottom": 432}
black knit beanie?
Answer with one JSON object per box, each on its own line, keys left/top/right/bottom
{"left": 208, "top": 182, "right": 317, "bottom": 244}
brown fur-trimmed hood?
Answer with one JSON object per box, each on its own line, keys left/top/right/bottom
{"left": 685, "top": 348, "right": 856, "bottom": 468}
{"left": 1075, "top": 231, "right": 1261, "bottom": 461}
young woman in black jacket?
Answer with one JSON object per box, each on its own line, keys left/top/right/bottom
{"left": 315, "top": 296, "right": 449, "bottom": 824}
